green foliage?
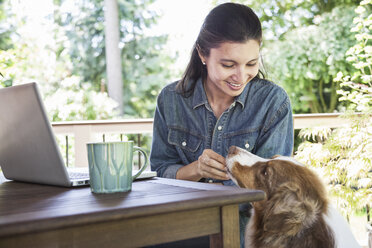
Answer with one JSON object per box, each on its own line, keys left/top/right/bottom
{"left": 121, "top": 35, "right": 174, "bottom": 117}
{"left": 335, "top": 0, "right": 372, "bottom": 112}
{"left": 53, "top": 0, "right": 106, "bottom": 88}
{"left": 0, "top": 48, "right": 15, "bottom": 87}
{"left": 0, "top": 42, "right": 119, "bottom": 121}
{"left": 295, "top": 115, "right": 371, "bottom": 217}
{"left": 55, "top": 0, "right": 175, "bottom": 118}
{"left": 1, "top": 0, "right": 175, "bottom": 120}
{"left": 44, "top": 76, "right": 118, "bottom": 121}
{"left": 0, "top": 41, "right": 46, "bottom": 88}
{"left": 0, "top": 0, "right": 14, "bottom": 84}
{"left": 266, "top": 6, "right": 358, "bottom": 113}
{"left": 0, "top": 0, "right": 13, "bottom": 50}
{"left": 0, "top": 0, "right": 118, "bottom": 121}
{"left": 215, "top": 1, "right": 361, "bottom": 114}
{"left": 218, "top": 0, "right": 360, "bottom": 40}
{"left": 295, "top": 0, "right": 372, "bottom": 218}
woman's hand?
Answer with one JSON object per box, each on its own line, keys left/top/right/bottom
{"left": 196, "top": 149, "right": 229, "bottom": 180}
{"left": 175, "top": 149, "right": 229, "bottom": 181}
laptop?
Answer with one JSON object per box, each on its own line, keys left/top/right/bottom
{"left": 0, "top": 83, "right": 156, "bottom": 187}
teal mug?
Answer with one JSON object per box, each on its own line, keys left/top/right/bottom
{"left": 86, "top": 141, "right": 148, "bottom": 193}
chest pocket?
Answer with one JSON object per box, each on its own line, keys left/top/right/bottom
{"left": 224, "top": 131, "right": 258, "bottom": 155}
{"left": 168, "top": 128, "right": 202, "bottom": 153}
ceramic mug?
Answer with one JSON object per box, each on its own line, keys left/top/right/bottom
{"left": 86, "top": 141, "right": 148, "bottom": 193}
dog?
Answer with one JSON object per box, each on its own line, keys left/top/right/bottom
{"left": 226, "top": 145, "right": 360, "bottom": 248}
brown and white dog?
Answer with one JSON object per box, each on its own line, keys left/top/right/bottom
{"left": 226, "top": 146, "right": 360, "bottom": 248}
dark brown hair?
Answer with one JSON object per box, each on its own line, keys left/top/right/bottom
{"left": 176, "top": 3, "right": 264, "bottom": 97}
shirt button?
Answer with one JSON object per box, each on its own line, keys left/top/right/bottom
{"left": 245, "top": 143, "right": 250, "bottom": 149}
{"left": 182, "top": 141, "right": 187, "bottom": 146}
{"left": 208, "top": 179, "right": 213, "bottom": 183}
{"left": 217, "top": 126, "right": 222, "bottom": 131}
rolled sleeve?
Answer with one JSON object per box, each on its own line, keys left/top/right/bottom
{"left": 254, "top": 96, "right": 294, "bottom": 158}
{"left": 150, "top": 90, "right": 184, "bottom": 179}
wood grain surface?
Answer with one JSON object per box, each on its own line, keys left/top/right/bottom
{"left": 0, "top": 174, "right": 265, "bottom": 247}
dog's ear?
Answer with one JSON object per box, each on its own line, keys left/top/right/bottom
{"left": 259, "top": 162, "right": 275, "bottom": 191}
{"left": 262, "top": 182, "right": 321, "bottom": 236}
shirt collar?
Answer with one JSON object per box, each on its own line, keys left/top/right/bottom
{"left": 192, "top": 78, "right": 209, "bottom": 109}
{"left": 191, "top": 77, "right": 255, "bottom": 110}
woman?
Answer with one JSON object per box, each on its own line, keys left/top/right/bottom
{"left": 150, "top": 2, "right": 294, "bottom": 246}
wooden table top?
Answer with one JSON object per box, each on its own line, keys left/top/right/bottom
{"left": 0, "top": 175, "right": 265, "bottom": 239}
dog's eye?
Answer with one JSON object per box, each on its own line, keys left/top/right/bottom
{"left": 261, "top": 167, "right": 268, "bottom": 176}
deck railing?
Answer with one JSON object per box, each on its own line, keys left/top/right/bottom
{"left": 51, "top": 113, "right": 347, "bottom": 167}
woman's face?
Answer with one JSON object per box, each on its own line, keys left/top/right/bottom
{"left": 199, "top": 40, "right": 260, "bottom": 98}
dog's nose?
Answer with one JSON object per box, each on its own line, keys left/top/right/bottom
{"left": 228, "top": 146, "right": 239, "bottom": 155}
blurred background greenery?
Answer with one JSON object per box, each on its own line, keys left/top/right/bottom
{"left": 0, "top": 0, "right": 368, "bottom": 117}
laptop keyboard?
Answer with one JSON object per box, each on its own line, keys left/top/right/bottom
{"left": 69, "top": 171, "right": 89, "bottom": 180}
{"left": 67, "top": 168, "right": 89, "bottom": 180}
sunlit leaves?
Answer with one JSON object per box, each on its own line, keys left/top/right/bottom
{"left": 265, "top": 6, "right": 358, "bottom": 113}
{"left": 295, "top": 115, "right": 372, "bottom": 217}
{"left": 55, "top": 0, "right": 175, "bottom": 118}
{"left": 295, "top": 0, "right": 372, "bottom": 218}
{"left": 44, "top": 76, "right": 118, "bottom": 121}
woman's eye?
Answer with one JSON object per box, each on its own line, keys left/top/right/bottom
{"left": 222, "top": 64, "right": 234, "bottom": 68}
{"left": 247, "top": 63, "right": 257, "bottom": 67}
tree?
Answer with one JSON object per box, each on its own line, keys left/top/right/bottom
{"left": 216, "top": 0, "right": 360, "bottom": 40}
{"left": 215, "top": 0, "right": 361, "bottom": 114}
{"left": 54, "top": 0, "right": 175, "bottom": 118}
{"left": 266, "top": 6, "right": 358, "bottom": 113}
{"left": 104, "top": 0, "right": 123, "bottom": 114}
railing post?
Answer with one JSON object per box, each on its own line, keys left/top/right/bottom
{"left": 73, "top": 125, "right": 93, "bottom": 167}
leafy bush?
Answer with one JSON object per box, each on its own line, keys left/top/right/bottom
{"left": 295, "top": 0, "right": 371, "bottom": 218}
{"left": 265, "top": 6, "right": 358, "bottom": 113}
{"left": 44, "top": 76, "right": 118, "bottom": 121}
{"left": 295, "top": 114, "right": 371, "bottom": 217}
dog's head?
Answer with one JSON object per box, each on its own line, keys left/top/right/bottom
{"left": 226, "top": 146, "right": 329, "bottom": 234}
{"left": 226, "top": 146, "right": 308, "bottom": 193}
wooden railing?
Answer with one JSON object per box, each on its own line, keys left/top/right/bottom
{"left": 51, "top": 113, "right": 347, "bottom": 167}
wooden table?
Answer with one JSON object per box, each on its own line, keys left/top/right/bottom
{"left": 0, "top": 175, "right": 264, "bottom": 248}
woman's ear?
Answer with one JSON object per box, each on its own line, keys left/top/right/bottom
{"left": 196, "top": 45, "right": 206, "bottom": 65}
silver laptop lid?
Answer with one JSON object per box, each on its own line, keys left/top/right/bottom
{"left": 0, "top": 83, "right": 73, "bottom": 187}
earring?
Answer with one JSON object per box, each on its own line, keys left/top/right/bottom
{"left": 202, "top": 61, "right": 206, "bottom": 65}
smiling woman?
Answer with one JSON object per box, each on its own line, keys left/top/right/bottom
{"left": 149, "top": 2, "right": 294, "bottom": 247}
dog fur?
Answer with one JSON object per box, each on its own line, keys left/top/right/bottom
{"left": 226, "top": 146, "right": 336, "bottom": 248}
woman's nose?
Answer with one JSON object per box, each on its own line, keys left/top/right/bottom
{"left": 231, "top": 67, "right": 245, "bottom": 83}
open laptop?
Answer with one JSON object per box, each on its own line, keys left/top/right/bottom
{"left": 0, "top": 83, "right": 156, "bottom": 187}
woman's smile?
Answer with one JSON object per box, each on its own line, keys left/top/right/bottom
{"left": 226, "top": 80, "right": 244, "bottom": 90}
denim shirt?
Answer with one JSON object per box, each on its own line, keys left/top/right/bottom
{"left": 150, "top": 77, "right": 294, "bottom": 186}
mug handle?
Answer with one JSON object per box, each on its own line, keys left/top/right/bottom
{"left": 132, "top": 146, "right": 148, "bottom": 180}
